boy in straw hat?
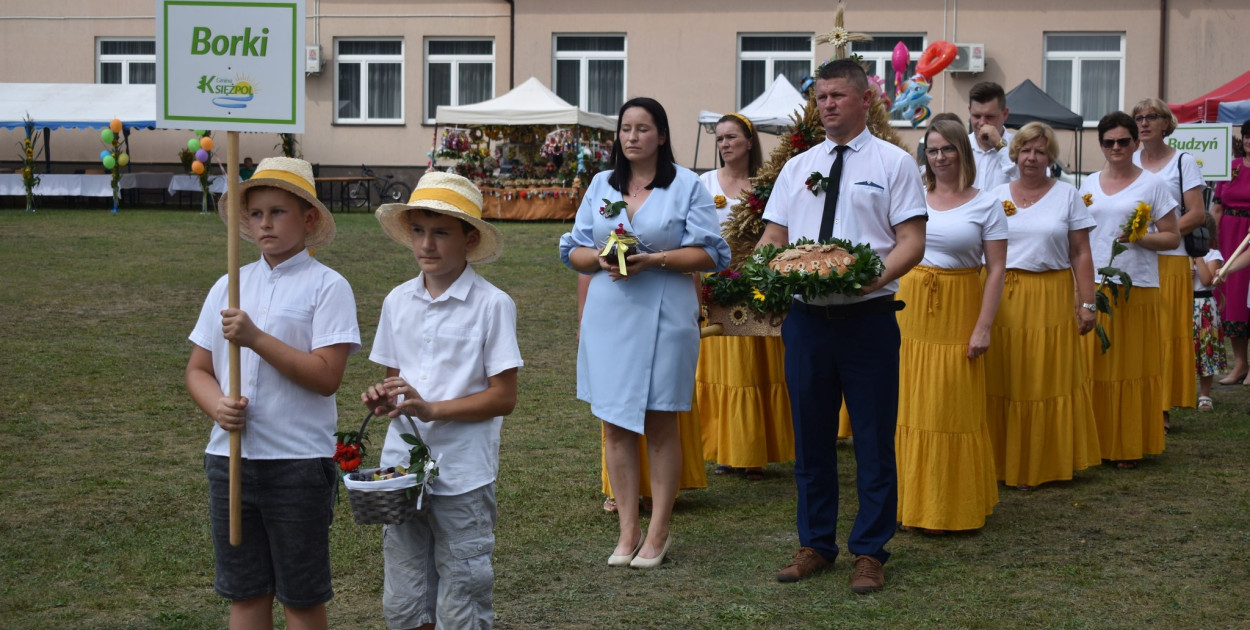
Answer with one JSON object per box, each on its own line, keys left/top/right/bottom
{"left": 185, "top": 157, "right": 360, "bottom": 629}
{"left": 363, "top": 171, "right": 522, "bottom": 630}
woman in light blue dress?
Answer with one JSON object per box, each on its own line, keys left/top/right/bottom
{"left": 560, "top": 97, "right": 730, "bottom": 568}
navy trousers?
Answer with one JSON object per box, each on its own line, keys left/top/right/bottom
{"left": 781, "top": 303, "right": 900, "bottom": 565}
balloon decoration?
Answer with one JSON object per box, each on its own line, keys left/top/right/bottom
{"left": 891, "top": 41, "right": 910, "bottom": 92}
{"left": 181, "top": 130, "right": 215, "bottom": 213}
{"left": 886, "top": 40, "right": 958, "bottom": 128}
{"left": 99, "top": 117, "right": 127, "bottom": 213}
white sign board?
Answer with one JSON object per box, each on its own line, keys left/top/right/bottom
{"left": 1169, "top": 123, "right": 1234, "bottom": 181}
{"left": 156, "top": 0, "right": 304, "bottom": 132}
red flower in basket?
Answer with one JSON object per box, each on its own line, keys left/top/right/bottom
{"left": 333, "top": 429, "right": 366, "bottom": 472}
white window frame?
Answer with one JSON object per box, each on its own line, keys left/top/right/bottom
{"left": 424, "top": 38, "right": 495, "bottom": 124}
{"left": 552, "top": 34, "right": 627, "bottom": 116}
{"left": 737, "top": 33, "right": 813, "bottom": 111}
{"left": 96, "top": 38, "right": 155, "bottom": 85}
{"left": 1042, "top": 33, "right": 1125, "bottom": 128}
{"left": 852, "top": 34, "right": 926, "bottom": 128}
{"left": 334, "top": 38, "right": 405, "bottom": 125}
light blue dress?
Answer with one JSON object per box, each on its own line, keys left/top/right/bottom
{"left": 559, "top": 167, "right": 731, "bottom": 434}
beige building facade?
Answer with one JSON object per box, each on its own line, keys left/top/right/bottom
{"left": 1, "top": 0, "right": 1245, "bottom": 178}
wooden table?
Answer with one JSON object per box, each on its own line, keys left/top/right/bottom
{"left": 314, "top": 176, "right": 375, "bottom": 211}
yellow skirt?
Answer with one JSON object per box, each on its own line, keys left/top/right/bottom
{"left": 695, "top": 335, "right": 795, "bottom": 467}
{"left": 895, "top": 266, "right": 998, "bottom": 531}
{"left": 1082, "top": 285, "right": 1166, "bottom": 461}
{"left": 600, "top": 404, "right": 707, "bottom": 499}
{"left": 985, "top": 269, "right": 1102, "bottom": 486}
{"left": 1158, "top": 254, "right": 1197, "bottom": 410}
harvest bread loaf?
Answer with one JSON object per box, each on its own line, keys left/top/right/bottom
{"left": 767, "top": 243, "right": 857, "bottom": 276}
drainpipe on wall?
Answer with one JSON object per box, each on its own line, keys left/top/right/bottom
{"left": 506, "top": 0, "right": 515, "bottom": 89}
{"left": 1159, "top": 0, "right": 1167, "bottom": 99}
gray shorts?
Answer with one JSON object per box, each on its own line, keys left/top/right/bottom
{"left": 382, "top": 484, "right": 497, "bottom": 630}
{"left": 205, "top": 455, "right": 337, "bottom": 608}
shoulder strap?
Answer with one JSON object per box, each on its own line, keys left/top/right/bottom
{"left": 1176, "top": 152, "right": 1186, "bottom": 214}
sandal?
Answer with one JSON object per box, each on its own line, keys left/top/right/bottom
{"left": 744, "top": 468, "right": 765, "bottom": 481}
{"left": 603, "top": 498, "right": 618, "bottom": 513}
{"left": 1198, "top": 396, "right": 1214, "bottom": 411}
{"left": 714, "top": 465, "right": 737, "bottom": 475}
{"left": 1115, "top": 460, "right": 1139, "bottom": 470}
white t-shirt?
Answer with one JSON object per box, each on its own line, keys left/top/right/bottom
{"left": 1194, "top": 249, "right": 1224, "bottom": 292}
{"left": 189, "top": 249, "right": 361, "bottom": 459}
{"left": 763, "top": 127, "right": 928, "bottom": 304}
{"left": 1133, "top": 148, "right": 1206, "bottom": 257}
{"left": 369, "top": 264, "right": 524, "bottom": 496}
{"left": 1079, "top": 170, "right": 1178, "bottom": 288}
{"left": 921, "top": 190, "right": 1008, "bottom": 269}
{"left": 698, "top": 169, "right": 732, "bottom": 227}
{"left": 992, "top": 180, "right": 1097, "bottom": 271}
{"left": 970, "top": 129, "right": 1018, "bottom": 191}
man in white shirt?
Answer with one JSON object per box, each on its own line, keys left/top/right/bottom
{"left": 968, "top": 81, "right": 1018, "bottom": 190}
{"left": 758, "top": 59, "right": 927, "bottom": 593}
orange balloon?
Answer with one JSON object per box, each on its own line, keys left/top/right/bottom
{"left": 191, "top": 160, "right": 206, "bottom": 175}
{"left": 199, "top": 136, "right": 214, "bottom": 151}
{"left": 109, "top": 118, "right": 123, "bottom": 134}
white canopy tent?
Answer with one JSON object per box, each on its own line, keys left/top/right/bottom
{"left": 0, "top": 83, "right": 157, "bottom": 169}
{"left": 435, "top": 76, "right": 616, "bottom": 130}
{"left": 695, "top": 75, "right": 806, "bottom": 168}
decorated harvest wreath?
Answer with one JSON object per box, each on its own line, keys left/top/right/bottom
{"left": 703, "top": 238, "right": 884, "bottom": 316}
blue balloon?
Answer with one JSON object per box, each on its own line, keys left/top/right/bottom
{"left": 100, "top": 149, "right": 111, "bottom": 161}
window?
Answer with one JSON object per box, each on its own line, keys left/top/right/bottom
{"left": 97, "top": 39, "right": 155, "bottom": 84}
{"left": 1043, "top": 33, "right": 1124, "bottom": 125}
{"left": 851, "top": 35, "right": 925, "bottom": 124}
{"left": 425, "top": 39, "right": 494, "bottom": 123}
{"left": 335, "top": 39, "right": 404, "bottom": 124}
{"left": 553, "top": 35, "right": 625, "bottom": 116}
{"left": 738, "top": 35, "right": 812, "bottom": 110}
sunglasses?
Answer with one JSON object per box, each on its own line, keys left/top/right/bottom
{"left": 1133, "top": 113, "right": 1164, "bottom": 124}
{"left": 1101, "top": 137, "right": 1134, "bottom": 149}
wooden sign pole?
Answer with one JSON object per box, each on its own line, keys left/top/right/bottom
{"left": 226, "top": 131, "right": 242, "bottom": 546}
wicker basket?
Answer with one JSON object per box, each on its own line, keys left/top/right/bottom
{"left": 705, "top": 302, "right": 784, "bottom": 337}
{"left": 339, "top": 412, "right": 432, "bottom": 525}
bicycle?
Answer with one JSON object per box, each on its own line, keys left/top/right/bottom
{"left": 341, "top": 164, "right": 412, "bottom": 210}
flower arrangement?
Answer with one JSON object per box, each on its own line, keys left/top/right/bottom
{"left": 1091, "top": 202, "right": 1151, "bottom": 352}
{"left": 599, "top": 198, "right": 627, "bottom": 218}
{"left": 1082, "top": 193, "right": 1094, "bottom": 207}
{"left": 599, "top": 223, "right": 640, "bottom": 274}
{"left": 806, "top": 171, "right": 832, "bottom": 195}
{"left": 702, "top": 237, "right": 884, "bottom": 315}
{"left": 18, "top": 115, "right": 41, "bottom": 212}
{"left": 713, "top": 195, "right": 727, "bottom": 209}
{"left": 1002, "top": 200, "right": 1017, "bottom": 216}
{"left": 333, "top": 428, "right": 366, "bottom": 472}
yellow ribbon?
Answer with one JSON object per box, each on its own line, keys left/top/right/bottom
{"left": 599, "top": 230, "right": 640, "bottom": 276}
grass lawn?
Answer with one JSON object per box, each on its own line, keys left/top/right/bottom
{"left": 1, "top": 208, "right": 1248, "bottom": 629}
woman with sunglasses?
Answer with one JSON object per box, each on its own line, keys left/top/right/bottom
{"left": 986, "top": 122, "right": 1101, "bottom": 490}
{"left": 1078, "top": 112, "right": 1180, "bottom": 470}
{"left": 895, "top": 118, "right": 1004, "bottom": 534}
{"left": 1131, "top": 98, "right": 1205, "bottom": 426}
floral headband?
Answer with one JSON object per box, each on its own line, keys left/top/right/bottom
{"left": 727, "top": 113, "right": 755, "bottom": 137}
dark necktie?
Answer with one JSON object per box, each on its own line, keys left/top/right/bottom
{"left": 818, "top": 145, "right": 849, "bottom": 242}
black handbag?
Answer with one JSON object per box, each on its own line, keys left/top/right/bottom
{"left": 1178, "top": 152, "right": 1210, "bottom": 257}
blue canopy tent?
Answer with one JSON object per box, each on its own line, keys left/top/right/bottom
{"left": 0, "top": 83, "right": 157, "bottom": 170}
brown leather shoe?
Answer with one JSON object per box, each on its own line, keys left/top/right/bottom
{"left": 776, "top": 547, "right": 832, "bottom": 583}
{"left": 850, "top": 555, "right": 884, "bottom": 593}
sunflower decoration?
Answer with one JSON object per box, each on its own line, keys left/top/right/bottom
{"left": 1082, "top": 193, "right": 1094, "bottom": 207}
{"left": 1002, "top": 200, "right": 1017, "bottom": 216}
{"left": 1122, "top": 201, "right": 1151, "bottom": 243}
{"left": 728, "top": 305, "right": 750, "bottom": 325}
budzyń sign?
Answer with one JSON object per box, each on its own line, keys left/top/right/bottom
{"left": 156, "top": 0, "right": 304, "bottom": 133}
{"left": 1169, "top": 123, "right": 1234, "bottom": 181}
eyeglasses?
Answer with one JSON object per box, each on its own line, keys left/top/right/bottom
{"left": 1101, "top": 137, "right": 1134, "bottom": 149}
{"left": 1133, "top": 113, "right": 1164, "bottom": 124}
{"left": 924, "top": 145, "right": 959, "bottom": 158}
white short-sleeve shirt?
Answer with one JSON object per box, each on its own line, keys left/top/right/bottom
{"left": 992, "top": 181, "right": 1097, "bottom": 271}
{"left": 1195, "top": 249, "right": 1225, "bottom": 291}
{"left": 970, "top": 129, "right": 1018, "bottom": 191}
{"left": 369, "top": 264, "right": 523, "bottom": 496}
{"left": 189, "top": 250, "right": 361, "bottom": 459}
{"left": 921, "top": 190, "right": 1008, "bottom": 269}
{"left": 1133, "top": 149, "right": 1207, "bottom": 257}
{"left": 1079, "top": 170, "right": 1178, "bottom": 288}
{"left": 698, "top": 169, "right": 732, "bottom": 227}
{"left": 763, "top": 128, "right": 928, "bottom": 304}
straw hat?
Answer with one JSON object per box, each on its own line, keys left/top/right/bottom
{"left": 376, "top": 171, "right": 503, "bottom": 264}
{"left": 218, "top": 157, "right": 336, "bottom": 249}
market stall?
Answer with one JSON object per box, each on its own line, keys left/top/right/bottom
{"left": 433, "top": 77, "right": 615, "bottom": 220}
